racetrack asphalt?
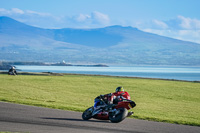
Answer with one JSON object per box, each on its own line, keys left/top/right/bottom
{"left": 0, "top": 102, "right": 199, "bottom": 133}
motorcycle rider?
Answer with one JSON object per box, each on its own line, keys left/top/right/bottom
{"left": 8, "top": 66, "right": 17, "bottom": 75}
{"left": 94, "top": 86, "right": 136, "bottom": 116}
{"left": 111, "top": 86, "right": 131, "bottom": 104}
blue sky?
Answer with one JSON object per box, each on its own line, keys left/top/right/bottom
{"left": 0, "top": 0, "right": 200, "bottom": 43}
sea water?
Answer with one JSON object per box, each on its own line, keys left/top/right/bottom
{"left": 15, "top": 65, "right": 200, "bottom": 81}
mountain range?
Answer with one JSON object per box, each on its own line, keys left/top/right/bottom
{"left": 0, "top": 16, "right": 200, "bottom": 65}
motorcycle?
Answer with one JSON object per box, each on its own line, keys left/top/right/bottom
{"left": 8, "top": 67, "right": 17, "bottom": 75}
{"left": 82, "top": 95, "right": 136, "bottom": 123}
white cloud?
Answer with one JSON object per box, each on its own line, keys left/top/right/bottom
{"left": 139, "top": 16, "right": 200, "bottom": 44}
{"left": 0, "top": 8, "right": 9, "bottom": 14}
{"left": 0, "top": 8, "right": 110, "bottom": 28}
{"left": 11, "top": 8, "right": 24, "bottom": 14}
{"left": 0, "top": 8, "right": 24, "bottom": 15}
{"left": 153, "top": 20, "right": 168, "bottom": 29}
{"left": 178, "top": 16, "right": 191, "bottom": 29}
{"left": 177, "top": 15, "right": 200, "bottom": 30}
{"left": 164, "top": 15, "right": 200, "bottom": 30}
{"left": 26, "top": 10, "right": 51, "bottom": 16}
{"left": 133, "top": 19, "right": 168, "bottom": 30}
{"left": 91, "top": 11, "right": 110, "bottom": 25}
{"left": 75, "top": 14, "right": 91, "bottom": 22}
{"left": 0, "top": 8, "right": 199, "bottom": 44}
{"left": 73, "top": 11, "right": 110, "bottom": 27}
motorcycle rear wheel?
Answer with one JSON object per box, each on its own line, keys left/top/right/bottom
{"left": 109, "top": 108, "right": 128, "bottom": 123}
{"left": 82, "top": 107, "right": 93, "bottom": 120}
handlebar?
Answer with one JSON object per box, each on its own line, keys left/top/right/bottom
{"left": 99, "top": 95, "right": 107, "bottom": 104}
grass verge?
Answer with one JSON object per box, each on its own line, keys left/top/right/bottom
{"left": 0, "top": 74, "right": 199, "bottom": 126}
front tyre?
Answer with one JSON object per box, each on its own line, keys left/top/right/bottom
{"left": 109, "top": 108, "right": 128, "bottom": 123}
{"left": 82, "top": 107, "right": 93, "bottom": 120}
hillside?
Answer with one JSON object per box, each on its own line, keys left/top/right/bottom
{"left": 0, "top": 16, "right": 200, "bottom": 65}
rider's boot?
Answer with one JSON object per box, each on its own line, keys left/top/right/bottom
{"left": 127, "top": 111, "right": 134, "bottom": 117}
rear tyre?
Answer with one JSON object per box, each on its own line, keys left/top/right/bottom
{"left": 109, "top": 108, "right": 128, "bottom": 123}
{"left": 82, "top": 107, "right": 93, "bottom": 120}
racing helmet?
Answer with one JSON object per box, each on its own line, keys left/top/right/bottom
{"left": 115, "top": 86, "right": 124, "bottom": 92}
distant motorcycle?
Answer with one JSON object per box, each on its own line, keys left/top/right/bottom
{"left": 8, "top": 66, "right": 17, "bottom": 75}
{"left": 82, "top": 95, "right": 136, "bottom": 123}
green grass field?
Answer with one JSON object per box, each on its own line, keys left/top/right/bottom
{"left": 0, "top": 74, "right": 199, "bottom": 126}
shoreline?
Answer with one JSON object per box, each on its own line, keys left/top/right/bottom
{"left": 1, "top": 71, "right": 199, "bottom": 83}
{"left": 0, "top": 61, "right": 109, "bottom": 70}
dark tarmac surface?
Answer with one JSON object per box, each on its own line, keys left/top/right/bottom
{"left": 0, "top": 102, "right": 199, "bottom": 133}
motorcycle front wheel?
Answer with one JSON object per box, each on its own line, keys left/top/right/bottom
{"left": 109, "top": 108, "right": 128, "bottom": 123}
{"left": 82, "top": 106, "right": 93, "bottom": 120}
